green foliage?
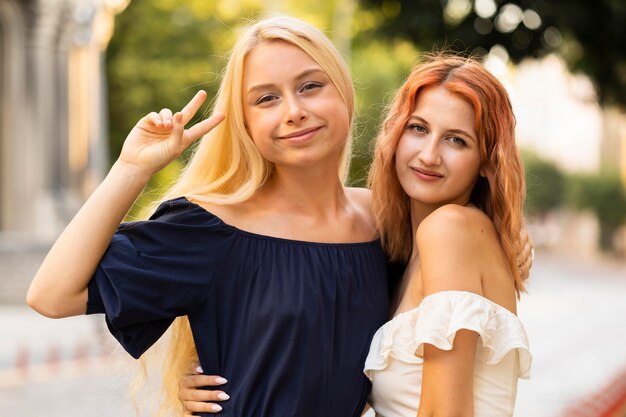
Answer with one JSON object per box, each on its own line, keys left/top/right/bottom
{"left": 523, "top": 151, "right": 565, "bottom": 216}
{"left": 565, "top": 172, "right": 626, "bottom": 250}
{"left": 349, "top": 39, "right": 418, "bottom": 185}
{"left": 523, "top": 150, "right": 626, "bottom": 251}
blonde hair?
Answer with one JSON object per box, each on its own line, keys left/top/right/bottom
{"left": 368, "top": 53, "right": 527, "bottom": 295}
{"left": 143, "top": 15, "right": 356, "bottom": 416}
{"left": 162, "top": 15, "right": 355, "bottom": 205}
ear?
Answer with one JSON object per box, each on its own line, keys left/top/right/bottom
{"left": 479, "top": 165, "right": 488, "bottom": 178}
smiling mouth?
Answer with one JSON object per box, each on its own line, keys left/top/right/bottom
{"left": 277, "top": 126, "right": 322, "bottom": 140}
{"left": 411, "top": 167, "right": 444, "bottom": 178}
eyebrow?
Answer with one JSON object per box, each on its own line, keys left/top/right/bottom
{"left": 408, "top": 115, "right": 477, "bottom": 143}
{"left": 246, "top": 68, "right": 326, "bottom": 96}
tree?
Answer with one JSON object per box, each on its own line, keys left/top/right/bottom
{"left": 357, "top": 0, "right": 626, "bottom": 107}
{"left": 566, "top": 172, "right": 626, "bottom": 251}
{"left": 523, "top": 151, "right": 565, "bottom": 216}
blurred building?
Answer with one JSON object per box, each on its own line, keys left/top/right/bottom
{"left": 0, "top": 0, "right": 129, "bottom": 302}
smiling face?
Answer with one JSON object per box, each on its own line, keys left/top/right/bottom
{"left": 242, "top": 41, "right": 350, "bottom": 172}
{"left": 394, "top": 85, "right": 483, "bottom": 210}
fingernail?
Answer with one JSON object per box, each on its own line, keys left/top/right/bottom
{"left": 196, "top": 366, "right": 203, "bottom": 373}
{"left": 215, "top": 377, "right": 228, "bottom": 384}
{"left": 217, "top": 392, "right": 230, "bottom": 400}
{"left": 211, "top": 404, "right": 222, "bottom": 412}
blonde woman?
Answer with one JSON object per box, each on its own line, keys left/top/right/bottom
{"left": 27, "top": 16, "right": 389, "bottom": 417}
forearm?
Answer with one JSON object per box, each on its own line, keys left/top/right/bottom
{"left": 27, "top": 160, "right": 152, "bottom": 318}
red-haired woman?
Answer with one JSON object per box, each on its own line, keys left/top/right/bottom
{"left": 363, "top": 54, "right": 531, "bottom": 417}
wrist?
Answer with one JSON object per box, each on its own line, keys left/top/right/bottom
{"left": 110, "top": 159, "right": 154, "bottom": 188}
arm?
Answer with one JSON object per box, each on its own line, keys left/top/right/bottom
{"left": 414, "top": 205, "right": 484, "bottom": 417}
{"left": 27, "top": 91, "right": 224, "bottom": 318}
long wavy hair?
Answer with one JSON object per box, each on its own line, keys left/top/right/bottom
{"left": 368, "top": 53, "right": 527, "bottom": 295}
{"left": 140, "top": 15, "right": 356, "bottom": 417}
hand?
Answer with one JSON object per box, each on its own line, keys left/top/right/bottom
{"left": 517, "top": 227, "right": 534, "bottom": 280}
{"left": 118, "top": 90, "right": 225, "bottom": 177}
{"left": 178, "top": 363, "right": 230, "bottom": 416}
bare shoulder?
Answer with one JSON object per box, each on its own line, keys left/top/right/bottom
{"left": 416, "top": 204, "right": 496, "bottom": 245}
{"left": 416, "top": 204, "right": 495, "bottom": 296}
{"left": 345, "top": 186, "right": 373, "bottom": 221}
{"left": 345, "top": 187, "right": 372, "bottom": 211}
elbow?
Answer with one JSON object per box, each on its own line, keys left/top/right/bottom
{"left": 26, "top": 285, "right": 71, "bottom": 319}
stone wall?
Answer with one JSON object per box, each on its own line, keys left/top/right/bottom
{"left": 0, "top": 0, "right": 128, "bottom": 303}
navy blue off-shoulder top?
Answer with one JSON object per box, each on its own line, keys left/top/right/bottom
{"left": 86, "top": 197, "right": 389, "bottom": 417}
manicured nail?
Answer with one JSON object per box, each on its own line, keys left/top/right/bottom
{"left": 217, "top": 392, "right": 230, "bottom": 400}
{"left": 215, "top": 377, "right": 228, "bottom": 384}
{"left": 211, "top": 404, "right": 222, "bottom": 412}
{"left": 196, "top": 366, "right": 203, "bottom": 373}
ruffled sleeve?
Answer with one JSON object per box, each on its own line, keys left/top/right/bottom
{"left": 364, "top": 291, "right": 531, "bottom": 379}
{"left": 86, "top": 197, "right": 236, "bottom": 358}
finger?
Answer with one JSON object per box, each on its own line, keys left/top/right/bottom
{"left": 169, "top": 112, "right": 186, "bottom": 150}
{"left": 180, "top": 374, "right": 228, "bottom": 389}
{"left": 159, "top": 108, "right": 174, "bottom": 129}
{"left": 184, "top": 400, "right": 223, "bottom": 414}
{"left": 180, "top": 90, "right": 208, "bottom": 125}
{"left": 181, "top": 388, "right": 229, "bottom": 402}
{"left": 147, "top": 112, "right": 164, "bottom": 129}
{"left": 183, "top": 112, "right": 225, "bottom": 147}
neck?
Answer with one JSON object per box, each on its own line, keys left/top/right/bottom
{"left": 257, "top": 164, "right": 347, "bottom": 216}
{"left": 409, "top": 201, "right": 437, "bottom": 239}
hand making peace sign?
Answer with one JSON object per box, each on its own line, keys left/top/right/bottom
{"left": 118, "top": 90, "right": 225, "bottom": 175}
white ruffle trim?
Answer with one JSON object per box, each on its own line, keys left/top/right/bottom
{"left": 364, "top": 291, "right": 531, "bottom": 379}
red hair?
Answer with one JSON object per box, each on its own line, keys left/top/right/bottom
{"left": 368, "top": 54, "right": 527, "bottom": 295}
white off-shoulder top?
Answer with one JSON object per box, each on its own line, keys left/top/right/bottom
{"left": 364, "top": 291, "right": 531, "bottom": 417}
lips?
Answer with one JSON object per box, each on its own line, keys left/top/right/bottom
{"left": 409, "top": 166, "right": 444, "bottom": 182}
{"left": 411, "top": 167, "right": 444, "bottom": 178}
{"left": 277, "top": 126, "right": 322, "bottom": 140}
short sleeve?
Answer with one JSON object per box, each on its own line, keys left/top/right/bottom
{"left": 86, "top": 197, "right": 235, "bottom": 358}
{"left": 364, "top": 291, "right": 531, "bottom": 379}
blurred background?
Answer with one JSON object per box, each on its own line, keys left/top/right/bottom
{"left": 1, "top": 0, "right": 626, "bottom": 416}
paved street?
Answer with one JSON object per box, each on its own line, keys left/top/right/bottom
{"left": 1, "top": 252, "right": 625, "bottom": 417}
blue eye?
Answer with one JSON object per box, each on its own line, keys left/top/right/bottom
{"left": 408, "top": 123, "right": 427, "bottom": 133}
{"left": 448, "top": 136, "right": 467, "bottom": 146}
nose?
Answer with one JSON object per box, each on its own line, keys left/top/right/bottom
{"left": 283, "top": 94, "right": 307, "bottom": 124}
{"left": 417, "top": 137, "right": 441, "bottom": 166}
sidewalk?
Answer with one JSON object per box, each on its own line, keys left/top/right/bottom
{"left": 1, "top": 252, "right": 625, "bottom": 416}
{"left": 515, "top": 252, "right": 626, "bottom": 417}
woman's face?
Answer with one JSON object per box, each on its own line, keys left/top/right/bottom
{"left": 394, "top": 85, "right": 483, "bottom": 208}
{"left": 242, "top": 41, "right": 350, "bottom": 171}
